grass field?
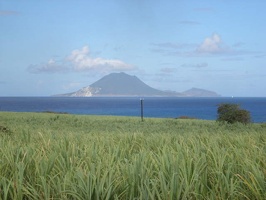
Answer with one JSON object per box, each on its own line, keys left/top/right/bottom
{"left": 0, "top": 112, "right": 265, "bottom": 199}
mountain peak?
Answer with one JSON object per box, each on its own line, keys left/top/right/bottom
{"left": 89, "top": 72, "right": 168, "bottom": 96}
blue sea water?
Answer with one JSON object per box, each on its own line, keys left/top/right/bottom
{"left": 0, "top": 97, "right": 266, "bottom": 123}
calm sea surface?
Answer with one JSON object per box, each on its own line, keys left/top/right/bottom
{"left": 0, "top": 97, "right": 265, "bottom": 123}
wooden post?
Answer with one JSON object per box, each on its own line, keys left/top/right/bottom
{"left": 140, "top": 98, "right": 144, "bottom": 122}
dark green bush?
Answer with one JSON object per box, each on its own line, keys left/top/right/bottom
{"left": 0, "top": 125, "right": 11, "bottom": 133}
{"left": 217, "top": 103, "right": 251, "bottom": 124}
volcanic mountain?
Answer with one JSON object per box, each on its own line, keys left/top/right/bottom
{"left": 90, "top": 72, "right": 178, "bottom": 96}
{"left": 57, "top": 72, "right": 220, "bottom": 97}
{"left": 59, "top": 72, "right": 178, "bottom": 97}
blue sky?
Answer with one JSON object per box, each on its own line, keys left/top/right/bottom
{"left": 1, "top": 0, "right": 266, "bottom": 97}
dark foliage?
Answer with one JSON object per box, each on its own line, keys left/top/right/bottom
{"left": 217, "top": 103, "right": 251, "bottom": 124}
{"left": 0, "top": 125, "right": 11, "bottom": 133}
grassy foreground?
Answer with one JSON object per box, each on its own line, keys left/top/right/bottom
{"left": 0, "top": 112, "right": 265, "bottom": 200}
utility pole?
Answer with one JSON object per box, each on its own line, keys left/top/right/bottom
{"left": 140, "top": 98, "right": 144, "bottom": 122}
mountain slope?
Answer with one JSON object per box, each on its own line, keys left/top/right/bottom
{"left": 90, "top": 72, "right": 172, "bottom": 96}
{"left": 60, "top": 72, "right": 179, "bottom": 97}
{"left": 56, "top": 72, "right": 220, "bottom": 97}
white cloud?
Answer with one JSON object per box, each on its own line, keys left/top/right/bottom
{"left": 196, "top": 33, "right": 229, "bottom": 54}
{"left": 68, "top": 46, "right": 134, "bottom": 72}
{"left": 151, "top": 33, "right": 245, "bottom": 57}
{"left": 28, "top": 45, "right": 135, "bottom": 74}
{"left": 152, "top": 35, "right": 232, "bottom": 56}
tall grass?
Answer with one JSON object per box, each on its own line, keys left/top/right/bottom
{"left": 0, "top": 112, "right": 265, "bottom": 199}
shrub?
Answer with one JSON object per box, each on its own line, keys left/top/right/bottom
{"left": 217, "top": 103, "right": 251, "bottom": 124}
{"left": 0, "top": 125, "right": 11, "bottom": 134}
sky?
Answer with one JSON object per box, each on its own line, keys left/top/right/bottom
{"left": 1, "top": 0, "right": 266, "bottom": 97}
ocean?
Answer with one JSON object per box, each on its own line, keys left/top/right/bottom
{"left": 0, "top": 97, "right": 265, "bottom": 123}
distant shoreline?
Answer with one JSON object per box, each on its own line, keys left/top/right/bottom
{"left": 0, "top": 97, "right": 266, "bottom": 122}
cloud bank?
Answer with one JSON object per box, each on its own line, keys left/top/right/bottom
{"left": 152, "top": 33, "right": 246, "bottom": 57}
{"left": 196, "top": 34, "right": 229, "bottom": 54}
{"left": 68, "top": 46, "right": 133, "bottom": 72}
{"left": 28, "top": 46, "right": 134, "bottom": 74}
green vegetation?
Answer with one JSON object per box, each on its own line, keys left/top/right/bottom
{"left": 217, "top": 103, "right": 251, "bottom": 124}
{"left": 0, "top": 112, "right": 265, "bottom": 199}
